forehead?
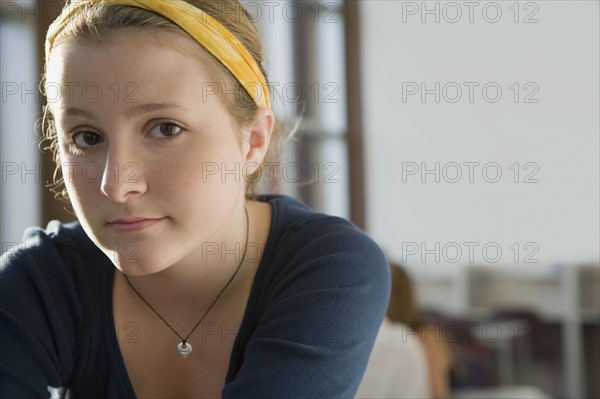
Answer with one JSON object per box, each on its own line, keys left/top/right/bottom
{"left": 45, "top": 31, "right": 216, "bottom": 111}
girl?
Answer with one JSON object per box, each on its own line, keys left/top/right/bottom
{"left": 0, "top": 1, "right": 390, "bottom": 397}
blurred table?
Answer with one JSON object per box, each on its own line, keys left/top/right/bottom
{"left": 452, "top": 385, "right": 551, "bottom": 399}
{"left": 473, "top": 319, "right": 531, "bottom": 386}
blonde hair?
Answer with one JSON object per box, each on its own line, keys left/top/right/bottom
{"left": 386, "top": 262, "right": 424, "bottom": 328}
{"left": 42, "top": 0, "right": 284, "bottom": 200}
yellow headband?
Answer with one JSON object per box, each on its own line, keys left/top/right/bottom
{"left": 45, "top": 0, "right": 271, "bottom": 109}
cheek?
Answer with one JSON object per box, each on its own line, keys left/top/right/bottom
{"left": 61, "top": 161, "right": 103, "bottom": 203}
{"left": 56, "top": 148, "right": 103, "bottom": 202}
{"left": 161, "top": 141, "right": 245, "bottom": 188}
{"left": 147, "top": 156, "right": 196, "bottom": 188}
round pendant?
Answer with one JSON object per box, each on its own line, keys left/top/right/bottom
{"left": 177, "top": 341, "right": 192, "bottom": 358}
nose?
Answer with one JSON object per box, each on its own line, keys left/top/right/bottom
{"left": 100, "top": 146, "right": 147, "bottom": 203}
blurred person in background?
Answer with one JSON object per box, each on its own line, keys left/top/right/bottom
{"left": 387, "top": 261, "right": 454, "bottom": 399}
{"left": 357, "top": 260, "right": 454, "bottom": 399}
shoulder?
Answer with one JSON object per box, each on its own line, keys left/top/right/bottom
{"left": 261, "top": 194, "right": 387, "bottom": 265}
{"left": 1, "top": 220, "right": 102, "bottom": 288}
{"left": 0, "top": 221, "right": 112, "bottom": 395}
{"left": 257, "top": 194, "right": 390, "bottom": 296}
{"left": 2, "top": 220, "right": 81, "bottom": 283}
{"left": 1, "top": 219, "right": 113, "bottom": 315}
{"left": 0, "top": 220, "right": 112, "bottom": 344}
{"left": 225, "top": 196, "right": 391, "bottom": 397}
{"left": 0, "top": 220, "right": 109, "bottom": 325}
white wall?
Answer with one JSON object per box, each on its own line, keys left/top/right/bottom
{"left": 360, "top": 1, "right": 599, "bottom": 267}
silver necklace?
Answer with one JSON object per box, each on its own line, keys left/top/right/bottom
{"left": 124, "top": 206, "right": 249, "bottom": 358}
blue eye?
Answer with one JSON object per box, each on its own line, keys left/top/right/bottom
{"left": 149, "top": 122, "right": 182, "bottom": 139}
{"left": 72, "top": 131, "right": 104, "bottom": 148}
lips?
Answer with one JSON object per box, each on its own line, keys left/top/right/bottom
{"left": 107, "top": 217, "right": 165, "bottom": 233}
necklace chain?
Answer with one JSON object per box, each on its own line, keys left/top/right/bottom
{"left": 124, "top": 206, "right": 250, "bottom": 355}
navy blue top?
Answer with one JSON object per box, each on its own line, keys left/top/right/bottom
{"left": 0, "top": 195, "right": 390, "bottom": 398}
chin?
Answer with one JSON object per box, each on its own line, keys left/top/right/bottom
{"left": 103, "top": 246, "right": 173, "bottom": 276}
{"left": 113, "top": 258, "right": 171, "bottom": 276}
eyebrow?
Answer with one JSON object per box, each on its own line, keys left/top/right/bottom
{"left": 62, "top": 103, "right": 186, "bottom": 120}
{"left": 124, "top": 103, "right": 186, "bottom": 118}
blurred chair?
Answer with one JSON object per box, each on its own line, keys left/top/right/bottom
{"left": 485, "top": 308, "right": 560, "bottom": 393}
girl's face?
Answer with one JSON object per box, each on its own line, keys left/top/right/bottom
{"left": 46, "top": 32, "right": 260, "bottom": 275}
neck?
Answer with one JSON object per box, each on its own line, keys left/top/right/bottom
{"left": 121, "top": 203, "right": 250, "bottom": 312}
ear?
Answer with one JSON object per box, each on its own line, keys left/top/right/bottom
{"left": 243, "top": 107, "right": 274, "bottom": 175}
